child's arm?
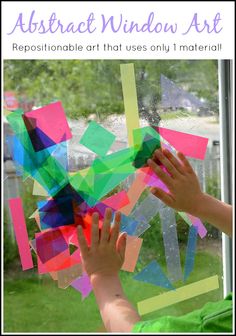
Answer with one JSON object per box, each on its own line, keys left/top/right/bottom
{"left": 148, "top": 148, "right": 232, "bottom": 237}
{"left": 77, "top": 209, "right": 141, "bottom": 332}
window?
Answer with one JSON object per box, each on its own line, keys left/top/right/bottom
{"left": 4, "top": 60, "right": 231, "bottom": 332}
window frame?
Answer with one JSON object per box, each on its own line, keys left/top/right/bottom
{"left": 218, "top": 60, "right": 234, "bottom": 296}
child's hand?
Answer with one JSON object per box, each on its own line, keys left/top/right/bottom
{"left": 147, "top": 148, "right": 204, "bottom": 215}
{"left": 77, "top": 208, "right": 127, "bottom": 279}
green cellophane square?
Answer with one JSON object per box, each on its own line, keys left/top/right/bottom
{"left": 79, "top": 121, "right": 116, "bottom": 156}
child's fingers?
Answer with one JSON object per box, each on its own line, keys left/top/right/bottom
{"left": 91, "top": 212, "right": 99, "bottom": 250}
{"left": 100, "top": 208, "right": 112, "bottom": 243}
{"left": 77, "top": 225, "right": 89, "bottom": 258}
{"left": 150, "top": 187, "right": 174, "bottom": 208}
{"left": 117, "top": 232, "right": 127, "bottom": 262}
{"left": 147, "top": 159, "right": 173, "bottom": 188}
{"left": 162, "top": 148, "right": 185, "bottom": 175}
{"left": 153, "top": 149, "right": 180, "bottom": 178}
{"left": 110, "top": 211, "right": 121, "bottom": 246}
{"left": 177, "top": 152, "right": 194, "bottom": 173}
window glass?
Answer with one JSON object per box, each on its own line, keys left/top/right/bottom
{"left": 3, "top": 60, "right": 223, "bottom": 333}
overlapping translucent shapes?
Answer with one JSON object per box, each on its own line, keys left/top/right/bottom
{"left": 121, "top": 217, "right": 150, "bottom": 237}
{"left": 142, "top": 166, "right": 170, "bottom": 193}
{"left": 178, "top": 212, "right": 207, "bottom": 238}
{"left": 57, "top": 264, "right": 83, "bottom": 289}
{"left": 137, "top": 275, "right": 219, "bottom": 316}
{"left": 6, "top": 64, "right": 211, "bottom": 305}
{"left": 38, "top": 183, "right": 84, "bottom": 229}
{"left": 69, "top": 146, "right": 137, "bottom": 207}
{"left": 120, "top": 173, "right": 147, "bottom": 216}
{"left": 33, "top": 178, "right": 49, "bottom": 196}
{"left": 102, "top": 190, "right": 130, "bottom": 210}
{"left": 131, "top": 193, "right": 164, "bottom": 224}
{"left": 133, "top": 127, "right": 161, "bottom": 168}
{"left": 187, "top": 214, "right": 207, "bottom": 238}
{"left": 7, "top": 103, "right": 209, "bottom": 299}
{"left": 35, "top": 225, "right": 81, "bottom": 274}
{"left": 7, "top": 108, "right": 69, "bottom": 195}
{"left": 23, "top": 101, "right": 72, "bottom": 151}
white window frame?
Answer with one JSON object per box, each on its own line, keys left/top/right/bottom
{"left": 218, "top": 60, "right": 234, "bottom": 296}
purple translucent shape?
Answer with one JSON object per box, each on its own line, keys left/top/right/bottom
{"left": 188, "top": 214, "right": 207, "bottom": 239}
{"left": 35, "top": 230, "right": 68, "bottom": 263}
{"left": 70, "top": 273, "right": 93, "bottom": 299}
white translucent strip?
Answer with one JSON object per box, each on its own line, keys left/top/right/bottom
{"left": 159, "top": 207, "right": 182, "bottom": 282}
{"left": 134, "top": 221, "right": 151, "bottom": 237}
{"left": 131, "top": 193, "right": 164, "bottom": 223}
{"left": 137, "top": 275, "right": 219, "bottom": 316}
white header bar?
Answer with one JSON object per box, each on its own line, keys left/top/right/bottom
{"left": 2, "top": 1, "right": 235, "bottom": 59}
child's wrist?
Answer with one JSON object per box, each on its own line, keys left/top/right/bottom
{"left": 90, "top": 273, "right": 124, "bottom": 298}
{"left": 90, "top": 272, "right": 120, "bottom": 285}
{"left": 189, "top": 192, "right": 209, "bottom": 218}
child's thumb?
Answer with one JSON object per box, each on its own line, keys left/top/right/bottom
{"left": 117, "top": 232, "right": 127, "bottom": 261}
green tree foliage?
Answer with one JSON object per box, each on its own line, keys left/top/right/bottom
{"left": 4, "top": 60, "right": 218, "bottom": 119}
